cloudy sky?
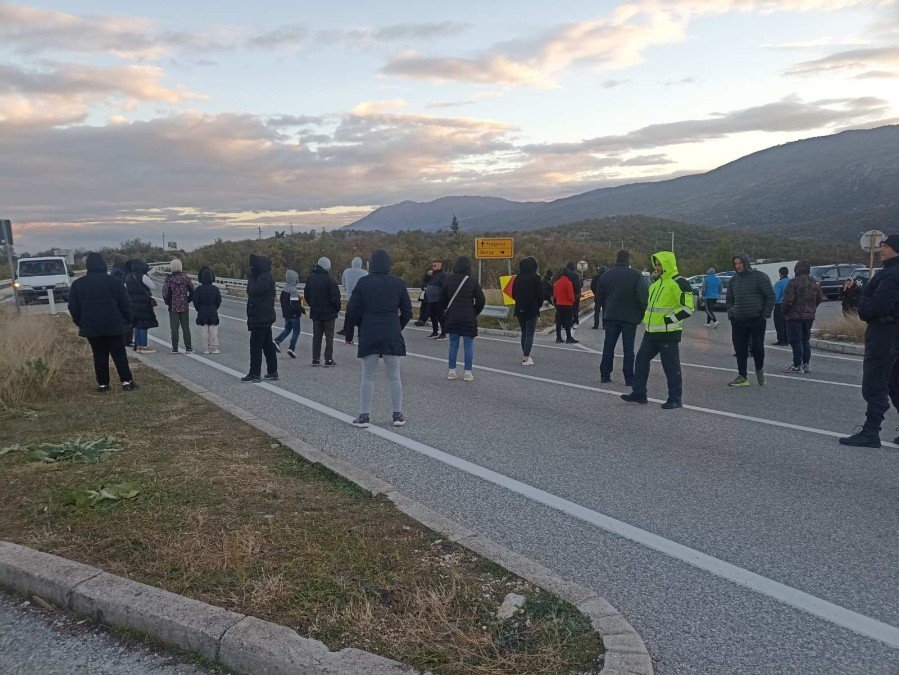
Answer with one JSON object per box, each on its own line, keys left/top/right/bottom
{"left": 2, "top": 0, "right": 897, "bottom": 252}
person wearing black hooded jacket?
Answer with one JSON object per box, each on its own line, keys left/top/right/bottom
{"left": 565, "top": 262, "right": 584, "bottom": 326}
{"left": 726, "top": 253, "right": 775, "bottom": 387}
{"left": 68, "top": 252, "right": 137, "bottom": 392}
{"left": 440, "top": 256, "right": 485, "bottom": 381}
{"left": 193, "top": 266, "right": 222, "bottom": 354}
{"left": 597, "top": 250, "right": 648, "bottom": 385}
{"left": 345, "top": 249, "right": 413, "bottom": 428}
{"left": 124, "top": 259, "right": 158, "bottom": 353}
{"left": 590, "top": 265, "right": 608, "bottom": 329}
{"left": 304, "top": 257, "right": 341, "bottom": 366}
{"left": 242, "top": 253, "right": 278, "bottom": 382}
{"left": 512, "top": 256, "right": 543, "bottom": 365}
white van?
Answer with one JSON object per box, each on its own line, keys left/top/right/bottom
{"left": 14, "top": 256, "right": 73, "bottom": 304}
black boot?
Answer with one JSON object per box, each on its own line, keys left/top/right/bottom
{"left": 838, "top": 427, "right": 881, "bottom": 448}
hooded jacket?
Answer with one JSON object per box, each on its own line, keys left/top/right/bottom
{"left": 782, "top": 260, "right": 824, "bottom": 321}
{"left": 426, "top": 267, "right": 447, "bottom": 303}
{"left": 162, "top": 266, "right": 194, "bottom": 313}
{"left": 123, "top": 259, "right": 159, "bottom": 330}
{"left": 701, "top": 269, "right": 722, "bottom": 300}
{"left": 345, "top": 249, "right": 413, "bottom": 359}
{"left": 589, "top": 266, "right": 608, "bottom": 295}
{"left": 193, "top": 266, "right": 222, "bottom": 326}
{"left": 553, "top": 274, "right": 575, "bottom": 307}
{"left": 858, "top": 256, "right": 899, "bottom": 324}
{"left": 279, "top": 269, "right": 305, "bottom": 321}
{"left": 440, "top": 256, "right": 486, "bottom": 338}
{"left": 726, "top": 254, "right": 775, "bottom": 322}
{"left": 246, "top": 253, "right": 276, "bottom": 330}
{"left": 68, "top": 252, "right": 132, "bottom": 338}
{"left": 512, "top": 256, "right": 544, "bottom": 320}
{"left": 643, "top": 251, "right": 694, "bottom": 341}
{"left": 304, "top": 264, "right": 341, "bottom": 321}
{"left": 342, "top": 257, "right": 368, "bottom": 298}
{"left": 597, "top": 260, "right": 649, "bottom": 325}
{"left": 565, "top": 262, "right": 584, "bottom": 296}
{"left": 542, "top": 272, "right": 554, "bottom": 304}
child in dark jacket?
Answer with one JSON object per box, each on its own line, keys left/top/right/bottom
{"left": 193, "top": 267, "right": 222, "bottom": 354}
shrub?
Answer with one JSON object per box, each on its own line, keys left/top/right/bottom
{"left": 814, "top": 313, "right": 867, "bottom": 344}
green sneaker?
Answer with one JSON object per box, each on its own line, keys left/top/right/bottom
{"left": 728, "top": 376, "right": 751, "bottom": 387}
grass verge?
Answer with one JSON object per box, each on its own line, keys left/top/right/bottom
{"left": 814, "top": 313, "right": 866, "bottom": 344}
{"left": 0, "top": 315, "right": 603, "bottom": 674}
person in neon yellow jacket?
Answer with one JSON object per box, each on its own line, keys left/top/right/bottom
{"left": 621, "top": 251, "right": 695, "bottom": 409}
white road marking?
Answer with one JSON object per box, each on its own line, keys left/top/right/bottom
{"left": 144, "top": 331, "right": 899, "bottom": 650}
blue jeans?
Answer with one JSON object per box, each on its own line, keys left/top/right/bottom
{"left": 448, "top": 334, "right": 474, "bottom": 371}
{"left": 275, "top": 318, "right": 301, "bottom": 350}
{"left": 133, "top": 327, "right": 148, "bottom": 347}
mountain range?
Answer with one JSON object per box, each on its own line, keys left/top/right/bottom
{"left": 346, "top": 125, "right": 899, "bottom": 242}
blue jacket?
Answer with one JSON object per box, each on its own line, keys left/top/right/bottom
{"left": 702, "top": 274, "right": 722, "bottom": 299}
{"left": 774, "top": 277, "right": 789, "bottom": 304}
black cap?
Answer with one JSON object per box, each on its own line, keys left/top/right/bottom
{"left": 881, "top": 234, "right": 899, "bottom": 251}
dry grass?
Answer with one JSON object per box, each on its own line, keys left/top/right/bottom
{"left": 814, "top": 313, "right": 866, "bottom": 344}
{"left": 0, "top": 318, "right": 602, "bottom": 673}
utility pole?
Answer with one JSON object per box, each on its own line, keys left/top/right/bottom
{"left": 2, "top": 220, "right": 19, "bottom": 314}
{"left": 670, "top": 231, "right": 675, "bottom": 254}
{"left": 289, "top": 222, "right": 294, "bottom": 235}
{"left": 162, "top": 232, "right": 166, "bottom": 249}
{"left": 258, "top": 226, "right": 262, "bottom": 240}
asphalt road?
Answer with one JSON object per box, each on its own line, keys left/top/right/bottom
{"left": 141, "top": 292, "right": 898, "bottom": 674}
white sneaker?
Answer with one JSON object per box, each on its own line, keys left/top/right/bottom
{"left": 713, "top": 321, "right": 719, "bottom": 329}
{"left": 522, "top": 357, "right": 535, "bottom": 366}
{"left": 212, "top": 348, "right": 220, "bottom": 354}
{"left": 463, "top": 371, "right": 474, "bottom": 382}
{"left": 203, "top": 348, "right": 210, "bottom": 355}
{"left": 447, "top": 370, "right": 458, "bottom": 380}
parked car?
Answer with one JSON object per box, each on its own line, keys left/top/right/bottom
{"left": 695, "top": 275, "right": 730, "bottom": 311}
{"left": 810, "top": 264, "right": 866, "bottom": 299}
{"left": 849, "top": 267, "right": 880, "bottom": 289}
{"left": 13, "top": 256, "right": 74, "bottom": 304}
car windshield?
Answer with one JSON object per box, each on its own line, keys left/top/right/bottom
{"left": 810, "top": 266, "right": 830, "bottom": 278}
{"left": 19, "top": 260, "right": 65, "bottom": 277}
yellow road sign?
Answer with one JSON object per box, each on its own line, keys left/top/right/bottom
{"left": 500, "top": 275, "right": 516, "bottom": 306}
{"left": 475, "top": 237, "right": 514, "bottom": 259}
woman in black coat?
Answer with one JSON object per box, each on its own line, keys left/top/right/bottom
{"left": 124, "top": 259, "right": 159, "bottom": 353}
{"left": 243, "top": 253, "right": 277, "bottom": 382}
{"left": 440, "top": 256, "right": 485, "bottom": 382}
{"left": 193, "top": 267, "right": 222, "bottom": 354}
{"left": 68, "top": 252, "right": 137, "bottom": 392}
{"left": 511, "top": 256, "right": 543, "bottom": 366}
{"left": 345, "top": 249, "right": 413, "bottom": 428}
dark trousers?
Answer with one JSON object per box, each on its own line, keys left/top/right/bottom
{"left": 312, "top": 319, "right": 335, "bottom": 361}
{"left": 572, "top": 298, "right": 581, "bottom": 325}
{"left": 338, "top": 314, "right": 356, "bottom": 342}
{"left": 704, "top": 300, "right": 717, "bottom": 324}
{"left": 592, "top": 303, "right": 602, "bottom": 328}
{"left": 731, "top": 317, "right": 767, "bottom": 377}
{"left": 862, "top": 323, "right": 899, "bottom": 432}
{"left": 169, "top": 310, "right": 192, "bottom": 350}
{"left": 787, "top": 318, "right": 813, "bottom": 366}
{"left": 555, "top": 306, "right": 573, "bottom": 341}
{"left": 631, "top": 337, "right": 682, "bottom": 403}
{"left": 773, "top": 304, "right": 787, "bottom": 344}
{"left": 429, "top": 302, "right": 445, "bottom": 335}
{"left": 600, "top": 320, "right": 637, "bottom": 384}
{"left": 249, "top": 326, "right": 277, "bottom": 377}
{"left": 517, "top": 316, "right": 538, "bottom": 357}
{"left": 417, "top": 299, "right": 430, "bottom": 324}
{"left": 87, "top": 335, "right": 133, "bottom": 386}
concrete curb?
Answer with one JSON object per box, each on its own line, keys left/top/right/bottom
{"left": 136, "top": 354, "right": 655, "bottom": 674}
{"left": 0, "top": 542, "right": 411, "bottom": 674}
{"left": 810, "top": 337, "right": 864, "bottom": 355}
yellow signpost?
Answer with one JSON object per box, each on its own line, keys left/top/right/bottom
{"left": 499, "top": 275, "right": 516, "bottom": 306}
{"left": 475, "top": 238, "right": 514, "bottom": 260}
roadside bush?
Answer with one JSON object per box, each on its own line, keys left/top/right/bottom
{"left": 814, "top": 313, "right": 867, "bottom": 344}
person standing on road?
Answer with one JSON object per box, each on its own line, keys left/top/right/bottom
{"left": 726, "top": 254, "right": 775, "bottom": 387}
{"left": 273, "top": 269, "right": 305, "bottom": 358}
{"left": 242, "top": 253, "right": 278, "bottom": 383}
{"left": 413, "top": 264, "right": 433, "bottom": 326}
{"left": 162, "top": 258, "right": 194, "bottom": 354}
{"left": 68, "top": 252, "right": 137, "bottom": 392}
{"left": 597, "top": 250, "right": 648, "bottom": 385}
{"left": 345, "top": 249, "right": 413, "bottom": 428}
{"left": 590, "top": 265, "right": 608, "bottom": 329}
{"left": 304, "top": 257, "right": 341, "bottom": 366}
{"left": 840, "top": 277, "right": 862, "bottom": 315}
{"left": 621, "top": 251, "right": 693, "bottom": 408}
{"left": 512, "top": 256, "right": 544, "bottom": 366}
{"left": 337, "top": 257, "right": 367, "bottom": 342}
{"left": 553, "top": 270, "right": 578, "bottom": 344}
{"left": 193, "top": 266, "right": 222, "bottom": 355}
{"left": 565, "top": 262, "right": 584, "bottom": 327}
{"left": 426, "top": 260, "right": 448, "bottom": 339}
{"left": 542, "top": 270, "right": 555, "bottom": 306}
{"left": 124, "top": 259, "right": 158, "bottom": 354}
{"left": 441, "top": 256, "right": 485, "bottom": 382}
{"left": 110, "top": 255, "right": 133, "bottom": 346}
{"left": 772, "top": 266, "right": 790, "bottom": 346}
{"left": 700, "top": 268, "right": 721, "bottom": 327}
{"left": 840, "top": 235, "right": 899, "bottom": 448}
{"left": 781, "top": 260, "right": 824, "bottom": 374}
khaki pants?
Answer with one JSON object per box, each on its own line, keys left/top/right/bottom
{"left": 201, "top": 324, "right": 219, "bottom": 349}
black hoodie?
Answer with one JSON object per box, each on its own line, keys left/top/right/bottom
{"left": 68, "top": 252, "right": 132, "bottom": 338}
{"left": 246, "top": 254, "right": 276, "bottom": 329}
{"left": 346, "top": 249, "right": 413, "bottom": 358}
{"left": 124, "top": 258, "right": 159, "bottom": 330}
{"left": 440, "top": 256, "right": 486, "bottom": 338}
{"left": 193, "top": 266, "right": 222, "bottom": 326}
{"left": 303, "top": 264, "right": 341, "bottom": 322}
{"left": 512, "top": 256, "right": 544, "bottom": 320}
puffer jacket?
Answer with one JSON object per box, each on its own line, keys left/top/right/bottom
{"left": 782, "top": 260, "right": 824, "bottom": 321}
{"left": 193, "top": 267, "right": 222, "bottom": 326}
{"left": 124, "top": 259, "right": 159, "bottom": 330}
{"left": 726, "top": 253, "right": 775, "bottom": 321}
{"left": 858, "top": 257, "right": 899, "bottom": 324}
{"left": 246, "top": 254, "right": 276, "bottom": 330}
{"left": 512, "top": 257, "right": 544, "bottom": 320}
{"left": 162, "top": 270, "right": 194, "bottom": 313}
{"left": 440, "top": 256, "right": 486, "bottom": 338}
{"left": 304, "top": 266, "right": 341, "bottom": 321}
{"left": 68, "top": 252, "right": 132, "bottom": 338}
{"left": 345, "top": 249, "right": 413, "bottom": 358}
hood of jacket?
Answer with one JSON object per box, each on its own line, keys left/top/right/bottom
{"left": 519, "top": 256, "right": 538, "bottom": 275}
{"left": 129, "top": 259, "right": 149, "bottom": 276}
{"left": 794, "top": 259, "right": 811, "bottom": 276}
{"left": 565, "top": 261, "right": 576, "bottom": 272}
{"left": 596, "top": 265, "right": 608, "bottom": 275}
{"left": 370, "top": 249, "right": 392, "bottom": 274}
{"left": 706, "top": 267, "right": 716, "bottom": 275}
{"left": 199, "top": 266, "right": 215, "bottom": 284}
{"left": 86, "top": 251, "right": 106, "bottom": 273}
{"left": 651, "top": 251, "right": 679, "bottom": 280}
{"left": 734, "top": 253, "right": 752, "bottom": 274}
{"left": 452, "top": 256, "right": 472, "bottom": 275}
{"left": 285, "top": 269, "right": 299, "bottom": 286}
{"left": 351, "top": 256, "right": 363, "bottom": 269}
{"left": 250, "top": 253, "right": 272, "bottom": 276}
